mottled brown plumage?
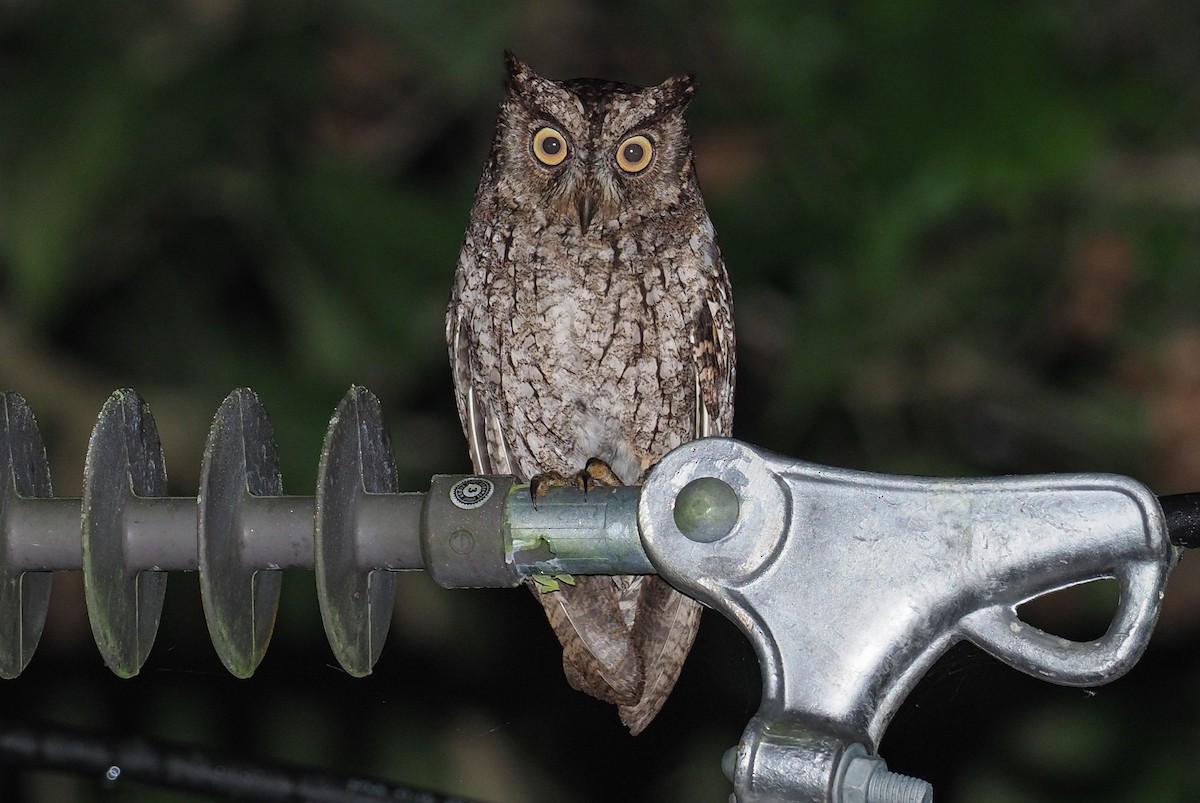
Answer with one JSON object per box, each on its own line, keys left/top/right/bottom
{"left": 446, "top": 53, "right": 734, "bottom": 734}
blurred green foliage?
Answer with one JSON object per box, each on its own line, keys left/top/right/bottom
{"left": 3, "top": 1, "right": 1200, "bottom": 801}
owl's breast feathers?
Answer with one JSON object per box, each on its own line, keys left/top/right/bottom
{"left": 449, "top": 205, "right": 733, "bottom": 482}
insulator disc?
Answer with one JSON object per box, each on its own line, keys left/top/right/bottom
{"left": 315, "top": 386, "right": 398, "bottom": 676}
{"left": 198, "top": 388, "right": 283, "bottom": 678}
{"left": 0, "top": 392, "right": 53, "bottom": 678}
{"left": 82, "top": 389, "right": 168, "bottom": 677}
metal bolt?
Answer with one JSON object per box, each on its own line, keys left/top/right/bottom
{"left": 836, "top": 744, "right": 932, "bottom": 803}
{"left": 673, "top": 477, "right": 739, "bottom": 542}
{"left": 449, "top": 529, "right": 475, "bottom": 554}
{"left": 721, "top": 745, "right": 738, "bottom": 781}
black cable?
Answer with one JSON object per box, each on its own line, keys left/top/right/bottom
{"left": 1160, "top": 493, "right": 1200, "bottom": 549}
{"left": 0, "top": 721, "right": 486, "bottom": 803}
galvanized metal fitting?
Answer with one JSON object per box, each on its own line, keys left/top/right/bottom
{"left": 640, "top": 436, "right": 1176, "bottom": 803}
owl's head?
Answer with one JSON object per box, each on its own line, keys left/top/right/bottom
{"left": 487, "top": 53, "right": 698, "bottom": 232}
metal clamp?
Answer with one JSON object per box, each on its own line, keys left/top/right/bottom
{"left": 639, "top": 437, "right": 1178, "bottom": 802}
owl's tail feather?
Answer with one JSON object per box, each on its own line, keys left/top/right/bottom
{"left": 535, "top": 576, "right": 646, "bottom": 707}
{"left": 618, "top": 578, "right": 703, "bottom": 735}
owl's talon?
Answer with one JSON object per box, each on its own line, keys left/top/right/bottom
{"left": 529, "top": 470, "right": 571, "bottom": 508}
{"left": 529, "top": 459, "right": 624, "bottom": 505}
{"left": 579, "top": 457, "right": 624, "bottom": 494}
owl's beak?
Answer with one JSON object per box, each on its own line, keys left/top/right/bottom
{"left": 575, "top": 190, "right": 598, "bottom": 233}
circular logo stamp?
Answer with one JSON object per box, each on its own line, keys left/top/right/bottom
{"left": 450, "top": 477, "right": 494, "bottom": 510}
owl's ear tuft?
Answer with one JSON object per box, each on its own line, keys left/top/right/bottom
{"left": 504, "top": 51, "right": 538, "bottom": 91}
{"left": 656, "top": 73, "right": 696, "bottom": 114}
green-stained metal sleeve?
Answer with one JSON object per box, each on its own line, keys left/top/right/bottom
{"left": 505, "top": 484, "right": 654, "bottom": 577}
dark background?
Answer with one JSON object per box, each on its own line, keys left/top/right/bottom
{"left": 4, "top": 1, "right": 1200, "bottom": 801}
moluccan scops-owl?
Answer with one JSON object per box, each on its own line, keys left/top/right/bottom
{"left": 447, "top": 53, "right": 734, "bottom": 734}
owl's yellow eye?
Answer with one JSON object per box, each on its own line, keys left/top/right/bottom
{"left": 615, "top": 135, "right": 653, "bottom": 173}
{"left": 532, "top": 127, "right": 568, "bottom": 167}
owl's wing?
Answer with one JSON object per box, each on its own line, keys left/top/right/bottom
{"left": 692, "top": 272, "right": 736, "bottom": 439}
{"left": 450, "top": 321, "right": 502, "bottom": 475}
{"left": 447, "top": 254, "right": 513, "bottom": 477}
{"left": 618, "top": 268, "right": 736, "bottom": 735}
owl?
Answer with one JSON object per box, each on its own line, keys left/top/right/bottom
{"left": 446, "top": 53, "right": 735, "bottom": 734}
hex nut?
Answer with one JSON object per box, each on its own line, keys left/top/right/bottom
{"left": 839, "top": 749, "right": 882, "bottom": 803}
